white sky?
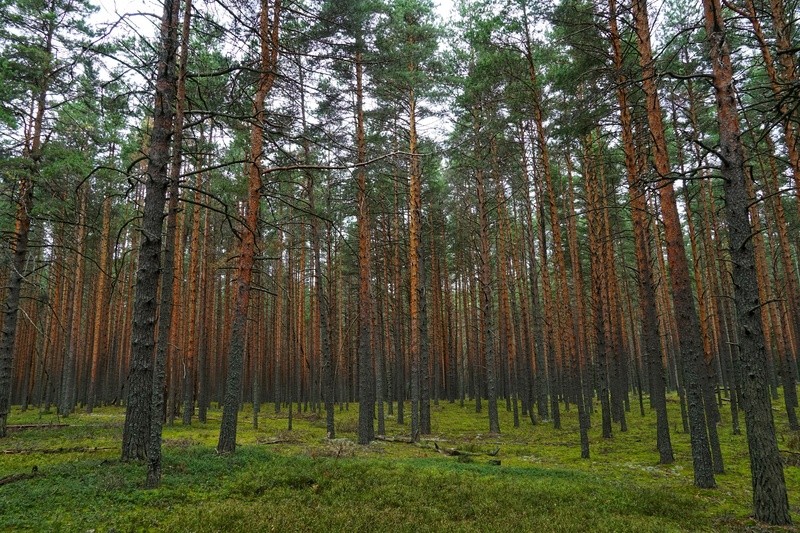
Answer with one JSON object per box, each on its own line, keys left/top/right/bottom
{"left": 94, "top": 0, "right": 458, "bottom": 28}
{"left": 436, "top": 0, "right": 457, "bottom": 21}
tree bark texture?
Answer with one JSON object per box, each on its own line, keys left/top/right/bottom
{"left": 632, "top": 0, "right": 715, "bottom": 488}
{"left": 121, "top": 0, "right": 181, "bottom": 461}
{"left": 702, "top": 0, "right": 791, "bottom": 522}
{"left": 217, "top": 0, "right": 280, "bottom": 454}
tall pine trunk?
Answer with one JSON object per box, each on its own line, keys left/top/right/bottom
{"left": 146, "top": 0, "right": 192, "bottom": 486}
{"left": 631, "top": 0, "right": 715, "bottom": 488}
{"left": 608, "top": 0, "right": 671, "bottom": 461}
{"left": 87, "top": 197, "right": 112, "bottom": 413}
{"left": 472, "top": 107, "right": 499, "bottom": 435}
{"left": 217, "top": 0, "right": 280, "bottom": 454}
{"left": 121, "top": 0, "right": 181, "bottom": 461}
{"left": 59, "top": 189, "right": 86, "bottom": 416}
{"left": 356, "top": 48, "right": 374, "bottom": 445}
{"left": 702, "top": 0, "right": 791, "bottom": 522}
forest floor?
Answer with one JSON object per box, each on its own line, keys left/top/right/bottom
{"left": 1, "top": 395, "right": 799, "bottom": 532}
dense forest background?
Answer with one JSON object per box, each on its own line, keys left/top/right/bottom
{"left": 1, "top": 0, "right": 799, "bottom": 524}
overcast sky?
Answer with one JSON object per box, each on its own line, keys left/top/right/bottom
{"left": 94, "top": 0, "right": 459, "bottom": 30}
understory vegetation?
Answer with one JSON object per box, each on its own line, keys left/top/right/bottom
{"left": 2, "top": 396, "right": 798, "bottom": 532}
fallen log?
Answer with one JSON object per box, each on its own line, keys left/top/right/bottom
{"left": 2, "top": 446, "right": 115, "bottom": 455}
{"left": 375, "top": 435, "right": 415, "bottom": 444}
{"left": 7, "top": 424, "right": 69, "bottom": 431}
{"left": 0, "top": 468, "right": 37, "bottom": 486}
{"left": 434, "top": 442, "right": 500, "bottom": 457}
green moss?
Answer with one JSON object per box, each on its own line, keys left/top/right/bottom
{"left": 0, "top": 396, "right": 797, "bottom": 531}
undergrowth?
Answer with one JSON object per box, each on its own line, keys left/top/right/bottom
{"left": 1, "top": 395, "right": 798, "bottom": 532}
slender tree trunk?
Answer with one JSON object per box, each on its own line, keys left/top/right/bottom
{"left": 121, "top": 0, "right": 181, "bottom": 460}
{"left": 564, "top": 157, "right": 590, "bottom": 457}
{"left": 356, "top": 48, "right": 374, "bottom": 445}
{"left": 584, "top": 136, "right": 612, "bottom": 439}
{"left": 509, "top": 201, "right": 533, "bottom": 422}
{"left": 519, "top": 125, "right": 547, "bottom": 421}
{"left": 419, "top": 236, "right": 431, "bottom": 435}
{"left": 540, "top": 135, "right": 572, "bottom": 431}
{"left": 377, "top": 257, "right": 389, "bottom": 435}
{"left": 761, "top": 137, "right": 799, "bottom": 428}
{"left": 145, "top": 0, "right": 192, "bottom": 486}
{"left": 492, "top": 144, "right": 518, "bottom": 427}
{"left": 37, "top": 226, "right": 64, "bottom": 410}
{"left": 409, "top": 86, "right": 424, "bottom": 440}
{"left": 198, "top": 210, "right": 212, "bottom": 423}
{"left": 564, "top": 155, "right": 590, "bottom": 418}
{"left": 273, "top": 234, "right": 284, "bottom": 415}
{"left": 473, "top": 107, "right": 500, "bottom": 435}
{"left": 87, "top": 198, "right": 112, "bottom": 413}
{"left": 392, "top": 177, "right": 405, "bottom": 426}
{"left": 300, "top": 80, "right": 333, "bottom": 440}
{"left": 217, "top": 0, "right": 280, "bottom": 454}
{"left": 523, "top": 7, "right": 563, "bottom": 427}
{"left": 632, "top": 0, "right": 715, "bottom": 488}
{"left": 442, "top": 228, "right": 457, "bottom": 406}
{"left": 534, "top": 165, "right": 561, "bottom": 430}
{"left": 59, "top": 190, "right": 86, "bottom": 416}
{"left": 608, "top": 0, "right": 672, "bottom": 460}
{"left": 166, "top": 208, "right": 185, "bottom": 426}
{"left": 183, "top": 145, "right": 202, "bottom": 426}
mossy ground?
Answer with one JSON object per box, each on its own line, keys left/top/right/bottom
{"left": 1, "top": 395, "right": 798, "bottom": 531}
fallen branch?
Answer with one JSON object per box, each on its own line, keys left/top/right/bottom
{"left": 0, "top": 471, "right": 36, "bottom": 486}
{"left": 434, "top": 442, "right": 500, "bottom": 457}
{"left": 2, "top": 446, "right": 115, "bottom": 455}
{"left": 375, "top": 435, "right": 415, "bottom": 444}
{"left": 7, "top": 424, "right": 69, "bottom": 431}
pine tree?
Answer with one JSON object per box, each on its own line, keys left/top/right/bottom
{"left": 701, "top": 0, "right": 791, "bottom": 522}
{"left": 0, "top": 0, "right": 97, "bottom": 437}
{"left": 217, "top": 0, "right": 281, "bottom": 454}
{"left": 121, "top": 0, "right": 182, "bottom": 461}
